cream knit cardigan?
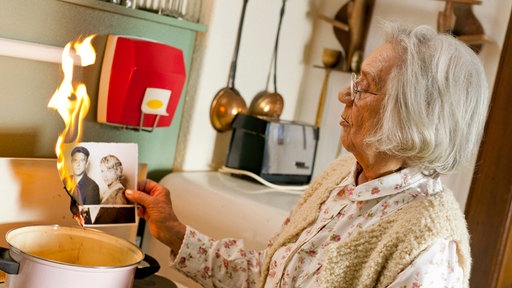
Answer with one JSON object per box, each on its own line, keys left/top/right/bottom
{"left": 260, "top": 154, "right": 471, "bottom": 288}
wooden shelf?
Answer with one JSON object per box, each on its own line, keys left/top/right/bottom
{"left": 59, "top": 0, "right": 207, "bottom": 33}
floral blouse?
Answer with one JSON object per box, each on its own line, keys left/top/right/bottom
{"left": 172, "top": 165, "right": 464, "bottom": 287}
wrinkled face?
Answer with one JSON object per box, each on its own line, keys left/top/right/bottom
{"left": 338, "top": 43, "right": 398, "bottom": 158}
{"left": 71, "top": 152, "right": 87, "bottom": 177}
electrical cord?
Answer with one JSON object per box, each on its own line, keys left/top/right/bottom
{"left": 218, "top": 166, "right": 309, "bottom": 194}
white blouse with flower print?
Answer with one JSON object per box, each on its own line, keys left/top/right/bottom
{"left": 171, "top": 165, "right": 464, "bottom": 288}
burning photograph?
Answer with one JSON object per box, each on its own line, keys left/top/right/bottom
{"left": 47, "top": 34, "right": 137, "bottom": 226}
{"left": 65, "top": 142, "right": 138, "bottom": 226}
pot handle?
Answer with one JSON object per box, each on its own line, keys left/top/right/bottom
{"left": 135, "top": 254, "right": 160, "bottom": 279}
{"left": 0, "top": 247, "right": 19, "bottom": 275}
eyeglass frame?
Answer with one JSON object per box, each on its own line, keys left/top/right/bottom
{"left": 350, "top": 72, "right": 386, "bottom": 102}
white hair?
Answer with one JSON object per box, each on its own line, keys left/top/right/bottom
{"left": 366, "top": 21, "right": 490, "bottom": 176}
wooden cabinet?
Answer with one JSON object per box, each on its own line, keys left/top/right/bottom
{"left": 465, "top": 8, "right": 512, "bottom": 288}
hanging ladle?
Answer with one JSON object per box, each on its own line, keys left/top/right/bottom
{"left": 209, "top": 0, "right": 250, "bottom": 132}
{"left": 248, "top": 0, "right": 286, "bottom": 119}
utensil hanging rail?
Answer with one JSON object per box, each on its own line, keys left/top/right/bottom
{"left": 0, "top": 37, "right": 83, "bottom": 66}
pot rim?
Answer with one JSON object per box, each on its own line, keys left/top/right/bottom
{"left": 6, "top": 225, "right": 144, "bottom": 269}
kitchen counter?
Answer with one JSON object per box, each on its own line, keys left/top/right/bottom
{"left": 142, "top": 171, "right": 303, "bottom": 287}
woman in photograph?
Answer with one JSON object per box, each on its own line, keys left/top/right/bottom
{"left": 94, "top": 154, "right": 135, "bottom": 224}
{"left": 99, "top": 154, "right": 128, "bottom": 205}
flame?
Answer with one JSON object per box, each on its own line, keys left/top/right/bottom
{"left": 48, "top": 35, "right": 96, "bottom": 225}
{"left": 74, "top": 36, "right": 96, "bottom": 66}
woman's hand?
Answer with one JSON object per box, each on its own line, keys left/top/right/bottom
{"left": 125, "top": 179, "right": 186, "bottom": 253}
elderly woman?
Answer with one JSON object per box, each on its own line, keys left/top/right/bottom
{"left": 125, "top": 21, "right": 489, "bottom": 287}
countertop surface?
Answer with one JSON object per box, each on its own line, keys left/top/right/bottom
{"left": 160, "top": 171, "right": 302, "bottom": 248}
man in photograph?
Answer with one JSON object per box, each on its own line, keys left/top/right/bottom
{"left": 71, "top": 146, "right": 100, "bottom": 205}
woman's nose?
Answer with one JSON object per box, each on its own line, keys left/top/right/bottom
{"left": 338, "top": 85, "right": 353, "bottom": 105}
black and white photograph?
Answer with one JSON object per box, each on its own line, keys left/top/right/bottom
{"left": 65, "top": 142, "right": 138, "bottom": 225}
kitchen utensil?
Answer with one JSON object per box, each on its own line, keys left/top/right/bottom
{"left": 136, "top": 0, "right": 161, "bottom": 11}
{"left": 0, "top": 225, "right": 159, "bottom": 288}
{"left": 160, "top": 0, "right": 182, "bottom": 18}
{"left": 437, "top": 0, "right": 486, "bottom": 53}
{"left": 160, "top": 0, "right": 202, "bottom": 22}
{"left": 315, "top": 48, "right": 341, "bottom": 127}
{"left": 210, "top": 0, "right": 249, "bottom": 132}
{"left": 452, "top": 1, "right": 486, "bottom": 53}
{"left": 249, "top": 0, "right": 286, "bottom": 119}
{"left": 332, "top": 0, "right": 376, "bottom": 72}
{"left": 183, "top": 0, "right": 203, "bottom": 23}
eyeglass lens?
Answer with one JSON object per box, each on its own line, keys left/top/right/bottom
{"left": 351, "top": 73, "right": 358, "bottom": 101}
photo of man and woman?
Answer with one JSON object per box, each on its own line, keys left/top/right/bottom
{"left": 66, "top": 142, "right": 138, "bottom": 226}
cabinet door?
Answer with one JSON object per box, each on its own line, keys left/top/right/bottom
{"left": 465, "top": 8, "right": 512, "bottom": 288}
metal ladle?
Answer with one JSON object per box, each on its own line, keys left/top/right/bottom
{"left": 248, "top": 0, "right": 287, "bottom": 119}
{"left": 210, "top": 0, "right": 249, "bottom": 132}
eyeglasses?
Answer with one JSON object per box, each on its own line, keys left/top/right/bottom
{"left": 350, "top": 72, "right": 386, "bottom": 102}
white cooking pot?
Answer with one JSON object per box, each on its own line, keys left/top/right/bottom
{"left": 0, "top": 225, "right": 159, "bottom": 288}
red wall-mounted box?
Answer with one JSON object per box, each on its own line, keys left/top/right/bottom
{"left": 97, "top": 35, "right": 186, "bottom": 130}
